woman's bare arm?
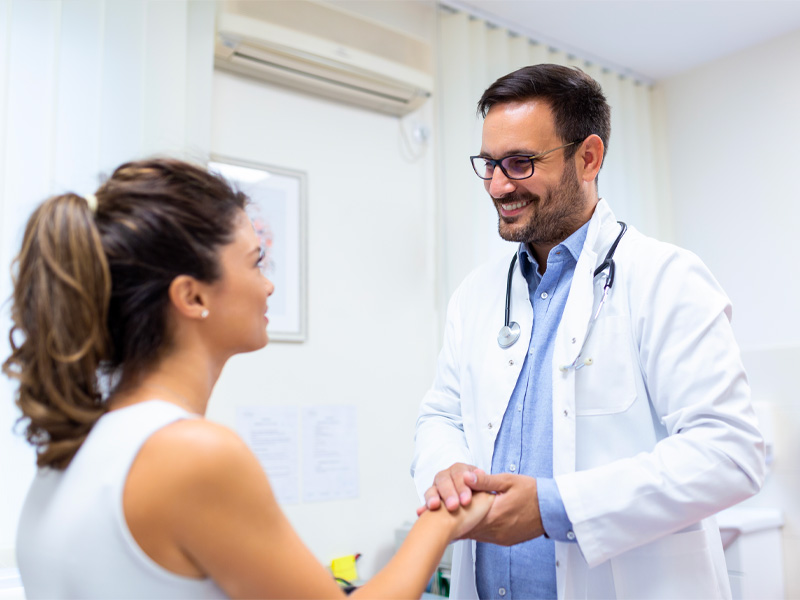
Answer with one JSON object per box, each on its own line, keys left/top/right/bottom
{"left": 125, "top": 419, "right": 491, "bottom": 599}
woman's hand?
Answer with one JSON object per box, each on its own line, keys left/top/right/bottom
{"left": 425, "top": 490, "right": 493, "bottom": 540}
{"left": 451, "top": 491, "right": 494, "bottom": 539}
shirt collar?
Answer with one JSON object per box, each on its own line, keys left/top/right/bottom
{"left": 517, "top": 220, "right": 590, "bottom": 281}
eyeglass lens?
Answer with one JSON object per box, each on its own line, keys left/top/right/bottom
{"left": 471, "top": 156, "right": 534, "bottom": 180}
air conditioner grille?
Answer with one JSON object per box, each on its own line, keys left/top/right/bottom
{"left": 230, "top": 51, "right": 421, "bottom": 104}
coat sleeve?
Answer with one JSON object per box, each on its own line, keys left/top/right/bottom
{"left": 556, "top": 244, "right": 766, "bottom": 567}
{"left": 411, "top": 281, "right": 475, "bottom": 500}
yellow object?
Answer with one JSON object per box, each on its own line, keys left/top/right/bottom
{"left": 330, "top": 554, "right": 360, "bottom": 582}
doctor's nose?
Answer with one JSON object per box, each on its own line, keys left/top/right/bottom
{"left": 486, "top": 167, "right": 517, "bottom": 198}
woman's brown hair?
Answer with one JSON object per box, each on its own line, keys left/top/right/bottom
{"left": 3, "top": 159, "right": 247, "bottom": 469}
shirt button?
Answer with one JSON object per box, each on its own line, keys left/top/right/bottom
{"left": 508, "top": 359, "right": 514, "bottom": 366}
{"left": 509, "top": 464, "right": 516, "bottom": 472}
{"left": 516, "top": 404, "right": 522, "bottom": 412}
{"left": 563, "top": 409, "right": 569, "bottom": 417}
{"left": 498, "top": 588, "right": 507, "bottom": 597}
{"left": 540, "top": 292, "right": 548, "bottom": 299}
{"left": 567, "top": 531, "right": 576, "bottom": 540}
{"left": 488, "top": 422, "right": 493, "bottom": 429}
{"left": 556, "top": 560, "right": 561, "bottom": 568}
{"left": 571, "top": 337, "right": 577, "bottom": 344}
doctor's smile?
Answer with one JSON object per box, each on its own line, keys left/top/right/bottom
{"left": 497, "top": 194, "right": 534, "bottom": 217}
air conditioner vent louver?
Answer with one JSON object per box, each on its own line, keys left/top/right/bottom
{"left": 230, "top": 51, "right": 419, "bottom": 103}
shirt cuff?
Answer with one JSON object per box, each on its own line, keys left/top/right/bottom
{"left": 537, "top": 478, "right": 577, "bottom": 543}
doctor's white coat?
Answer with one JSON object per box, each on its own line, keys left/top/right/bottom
{"left": 412, "top": 200, "right": 765, "bottom": 599}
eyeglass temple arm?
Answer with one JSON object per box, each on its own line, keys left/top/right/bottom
{"left": 526, "top": 141, "right": 577, "bottom": 161}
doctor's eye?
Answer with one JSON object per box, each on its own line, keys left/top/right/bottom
{"left": 502, "top": 156, "right": 533, "bottom": 177}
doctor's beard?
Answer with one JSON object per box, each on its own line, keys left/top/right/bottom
{"left": 495, "top": 159, "right": 589, "bottom": 246}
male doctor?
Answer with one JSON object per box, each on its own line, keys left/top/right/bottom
{"left": 411, "top": 64, "right": 766, "bottom": 599}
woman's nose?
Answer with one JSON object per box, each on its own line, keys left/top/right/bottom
{"left": 264, "top": 275, "right": 275, "bottom": 297}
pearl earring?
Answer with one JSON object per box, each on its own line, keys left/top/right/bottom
{"left": 201, "top": 309, "right": 209, "bottom": 319}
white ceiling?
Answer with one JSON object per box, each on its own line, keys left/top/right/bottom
{"left": 446, "top": 0, "right": 800, "bottom": 82}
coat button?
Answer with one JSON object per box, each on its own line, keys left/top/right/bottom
{"left": 498, "top": 588, "right": 506, "bottom": 597}
{"left": 567, "top": 531, "right": 576, "bottom": 540}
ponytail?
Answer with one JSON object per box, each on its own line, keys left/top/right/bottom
{"left": 3, "top": 193, "right": 111, "bottom": 469}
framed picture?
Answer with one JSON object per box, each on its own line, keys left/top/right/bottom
{"left": 209, "top": 156, "right": 308, "bottom": 342}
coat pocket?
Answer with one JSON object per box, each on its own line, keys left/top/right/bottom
{"left": 574, "top": 316, "right": 637, "bottom": 415}
{"left": 609, "top": 528, "right": 723, "bottom": 599}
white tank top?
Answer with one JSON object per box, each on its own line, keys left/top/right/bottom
{"left": 16, "top": 400, "right": 227, "bottom": 599}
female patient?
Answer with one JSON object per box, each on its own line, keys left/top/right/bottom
{"left": 4, "top": 159, "right": 491, "bottom": 599}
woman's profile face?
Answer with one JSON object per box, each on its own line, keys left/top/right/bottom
{"left": 203, "top": 210, "right": 275, "bottom": 356}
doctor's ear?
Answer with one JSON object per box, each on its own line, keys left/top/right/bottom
{"left": 576, "top": 134, "right": 604, "bottom": 182}
{"left": 168, "top": 275, "right": 209, "bottom": 321}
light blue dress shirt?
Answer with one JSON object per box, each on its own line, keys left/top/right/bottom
{"left": 475, "top": 222, "right": 588, "bottom": 599}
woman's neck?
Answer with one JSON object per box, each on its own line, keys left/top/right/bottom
{"left": 108, "top": 348, "right": 225, "bottom": 416}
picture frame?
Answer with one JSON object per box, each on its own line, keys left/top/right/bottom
{"left": 209, "top": 155, "right": 308, "bottom": 342}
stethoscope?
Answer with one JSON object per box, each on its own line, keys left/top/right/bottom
{"left": 498, "top": 221, "right": 627, "bottom": 371}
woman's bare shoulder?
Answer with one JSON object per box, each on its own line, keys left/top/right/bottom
{"left": 148, "top": 417, "right": 246, "bottom": 454}
{"left": 128, "top": 416, "right": 269, "bottom": 507}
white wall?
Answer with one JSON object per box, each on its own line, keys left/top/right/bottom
{"left": 209, "top": 69, "right": 438, "bottom": 578}
{"left": 658, "top": 27, "right": 800, "bottom": 598}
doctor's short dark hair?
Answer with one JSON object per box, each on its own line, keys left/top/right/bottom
{"left": 477, "top": 64, "right": 611, "bottom": 163}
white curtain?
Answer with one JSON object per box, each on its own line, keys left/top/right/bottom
{"left": 0, "top": 0, "right": 215, "bottom": 556}
{"left": 435, "top": 8, "right": 668, "bottom": 304}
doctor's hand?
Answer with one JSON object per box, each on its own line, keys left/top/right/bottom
{"left": 460, "top": 469, "right": 545, "bottom": 546}
{"left": 416, "top": 462, "right": 478, "bottom": 516}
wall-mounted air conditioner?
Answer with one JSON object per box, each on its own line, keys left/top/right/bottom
{"left": 214, "top": 1, "right": 433, "bottom": 117}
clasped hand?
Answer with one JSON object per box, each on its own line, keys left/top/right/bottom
{"left": 417, "top": 463, "right": 545, "bottom": 545}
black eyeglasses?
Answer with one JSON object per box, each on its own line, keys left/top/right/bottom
{"left": 470, "top": 142, "right": 578, "bottom": 180}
